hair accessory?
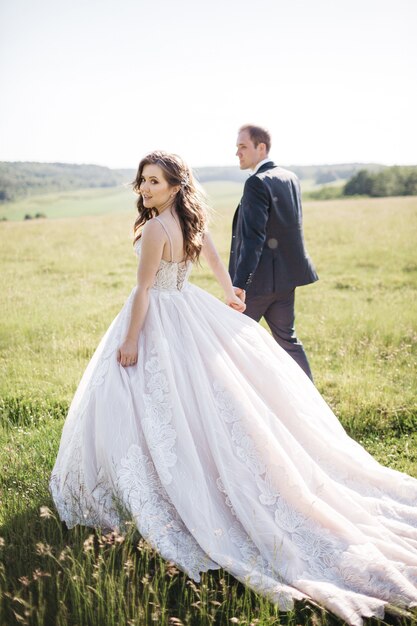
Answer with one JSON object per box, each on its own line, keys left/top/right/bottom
{"left": 181, "top": 172, "right": 190, "bottom": 187}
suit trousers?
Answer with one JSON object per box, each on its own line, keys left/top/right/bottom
{"left": 244, "top": 289, "right": 313, "bottom": 381}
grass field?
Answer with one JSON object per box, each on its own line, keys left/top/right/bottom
{"left": 0, "top": 187, "right": 416, "bottom": 625}
{"left": 0, "top": 178, "right": 343, "bottom": 222}
{"left": 0, "top": 186, "right": 135, "bottom": 221}
{"left": 0, "top": 181, "right": 243, "bottom": 222}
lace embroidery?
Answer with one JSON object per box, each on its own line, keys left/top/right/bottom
{"left": 135, "top": 239, "right": 192, "bottom": 291}
{"left": 314, "top": 454, "right": 417, "bottom": 510}
{"left": 50, "top": 431, "right": 120, "bottom": 530}
{"left": 176, "top": 262, "right": 190, "bottom": 290}
{"left": 49, "top": 332, "right": 123, "bottom": 528}
{"left": 116, "top": 444, "right": 217, "bottom": 580}
{"left": 215, "top": 477, "right": 305, "bottom": 610}
{"left": 142, "top": 347, "right": 177, "bottom": 485}
{"left": 153, "top": 260, "right": 192, "bottom": 291}
{"left": 69, "top": 308, "right": 127, "bottom": 426}
{"left": 216, "top": 477, "right": 237, "bottom": 517}
{"left": 227, "top": 520, "right": 305, "bottom": 610}
{"left": 213, "top": 381, "right": 414, "bottom": 601}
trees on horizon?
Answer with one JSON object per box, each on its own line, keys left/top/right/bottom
{"left": 0, "top": 162, "right": 416, "bottom": 205}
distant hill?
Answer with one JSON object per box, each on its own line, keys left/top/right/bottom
{"left": 286, "top": 163, "right": 385, "bottom": 184}
{"left": 0, "top": 161, "right": 387, "bottom": 203}
{"left": 194, "top": 166, "right": 247, "bottom": 183}
{"left": 0, "top": 162, "right": 131, "bottom": 203}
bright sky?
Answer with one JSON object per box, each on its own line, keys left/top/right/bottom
{"left": 1, "top": 0, "right": 416, "bottom": 169}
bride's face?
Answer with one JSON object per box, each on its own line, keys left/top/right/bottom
{"left": 139, "top": 164, "right": 174, "bottom": 210}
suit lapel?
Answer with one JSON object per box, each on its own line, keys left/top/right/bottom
{"left": 232, "top": 203, "right": 240, "bottom": 230}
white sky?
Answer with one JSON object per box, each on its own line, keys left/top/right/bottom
{"left": 0, "top": 0, "right": 416, "bottom": 168}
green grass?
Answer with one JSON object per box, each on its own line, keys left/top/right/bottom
{"left": 1, "top": 188, "right": 417, "bottom": 625}
{"left": 0, "top": 178, "right": 345, "bottom": 222}
{"left": 0, "top": 182, "right": 242, "bottom": 223}
{"left": 0, "top": 186, "right": 135, "bottom": 221}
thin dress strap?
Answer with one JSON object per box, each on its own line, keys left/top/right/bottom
{"left": 154, "top": 216, "right": 174, "bottom": 262}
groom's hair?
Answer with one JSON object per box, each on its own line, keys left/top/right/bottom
{"left": 239, "top": 124, "right": 271, "bottom": 153}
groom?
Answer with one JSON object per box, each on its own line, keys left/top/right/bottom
{"left": 229, "top": 124, "right": 318, "bottom": 380}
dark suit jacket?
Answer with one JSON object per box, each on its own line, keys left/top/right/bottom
{"left": 229, "top": 161, "right": 318, "bottom": 295}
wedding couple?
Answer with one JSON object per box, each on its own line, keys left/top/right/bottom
{"left": 50, "top": 126, "right": 417, "bottom": 625}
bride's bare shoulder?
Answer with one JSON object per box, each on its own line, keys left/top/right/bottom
{"left": 141, "top": 218, "right": 167, "bottom": 241}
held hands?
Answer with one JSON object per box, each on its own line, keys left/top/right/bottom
{"left": 226, "top": 287, "right": 246, "bottom": 313}
{"left": 117, "top": 338, "right": 138, "bottom": 367}
{"left": 233, "top": 287, "right": 246, "bottom": 303}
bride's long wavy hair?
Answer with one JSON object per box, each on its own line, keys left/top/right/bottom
{"left": 132, "top": 151, "right": 208, "bottom": 262}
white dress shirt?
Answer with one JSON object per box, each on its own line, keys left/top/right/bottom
{"left": 251, "top": 158, "right": 272, "bottom": 175}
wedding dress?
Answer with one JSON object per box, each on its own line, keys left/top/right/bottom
{"left": 50, "top": 229, "right": 417, "bottom": 626}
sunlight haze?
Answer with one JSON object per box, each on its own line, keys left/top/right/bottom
{"left": 0, "top": 0, "right": 416, "bottom": 168}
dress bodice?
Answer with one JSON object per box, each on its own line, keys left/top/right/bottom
{"left": 134, "top": 239, "right": 192, "bottom": 292}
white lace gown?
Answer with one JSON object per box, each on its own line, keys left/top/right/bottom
{"left": 50, "top": 241, "right": 417, "bottom": 625}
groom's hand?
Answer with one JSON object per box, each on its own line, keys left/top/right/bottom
{"left": 227, "top": 293, "right": 246, "bottom": 313}
{"left": 233, "top": 287, "right": 246, "bottom": 303}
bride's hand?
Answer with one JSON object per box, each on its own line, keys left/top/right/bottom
{"left": 117, "top": 338, "right": 138, "bottom": 367}
{"left": 233, "top": 287, "right": 246, "bottom": 303}
{"left": 226, "top": 293, "right": 246, "bottom": 313}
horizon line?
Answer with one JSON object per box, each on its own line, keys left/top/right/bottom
{"left": 2, "top": 159, "right": 417, "bottom": 169}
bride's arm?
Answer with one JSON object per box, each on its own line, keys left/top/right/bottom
{"left": 117, "top": 220, "right": 165, "bottom": 367}
{"left": 201, "top": 231, "right": 246, "bottom": 312}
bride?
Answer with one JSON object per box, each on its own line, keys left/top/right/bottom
{"left": 50, "top": 151, "right": 417, "bottom": 626}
